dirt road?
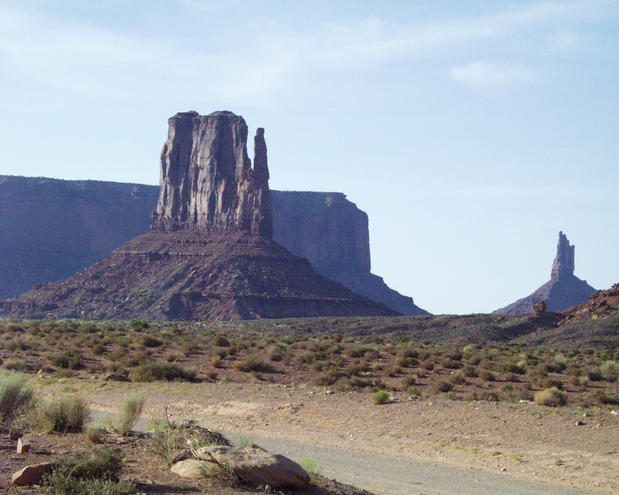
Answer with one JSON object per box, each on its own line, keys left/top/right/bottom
{"left": 227, "top": 431, "right": 597, "bottom": 495}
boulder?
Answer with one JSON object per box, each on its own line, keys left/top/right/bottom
{"left": 12, "top": 462, "right": 53, "bottom": 486}
{"left": 196, "top": 445, "right": 309, "bottom": 489}
{"left": 170, "top": 459, "right": 212, "bottom": 479}
{"left": 533, "top": 301, "right": 547, "bottom": 313}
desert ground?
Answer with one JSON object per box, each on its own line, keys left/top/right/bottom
{"left": 1, "top": 315, "right": 617, "bottom": 494}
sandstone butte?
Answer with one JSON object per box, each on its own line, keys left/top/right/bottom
{"left": 0, "top": 111, "right": 397, "bottom": 321}
{"left": 495, "top": 231, "right": 596, "bottom": 314}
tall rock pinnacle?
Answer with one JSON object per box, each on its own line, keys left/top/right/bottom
{"left": 495, "top": 231, "right": 595, "bottom": 314}
{"left": 551, "top": 231, "right": 575, "bottom": 281}
{"left": 151, "top": 111, "right": 273, "bottom": 237}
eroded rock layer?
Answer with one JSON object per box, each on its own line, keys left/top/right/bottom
{"left": 0, "top": 232, "right": 396, "bottom": 320}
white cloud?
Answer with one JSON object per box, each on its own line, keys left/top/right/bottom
{"left": 0, "top": 1, "right": 611, "bottom": 101}
{"left": 449, "top": 61, "right": 539, "bottom": 88}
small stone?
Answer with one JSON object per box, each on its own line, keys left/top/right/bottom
{"left": 17, "top": 437, "right": 30, "bottom": 453}
{"left": 12, "top": 463, "right": 53, "bottom": 486}
{"left": 575, "top": 420, "right": 585, "bottom": 426}
{"left": 171, "top": 459, "right": 211, "bottom": 479}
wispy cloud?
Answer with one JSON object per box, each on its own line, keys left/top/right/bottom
{"left": 449, "top": 61, "right": 539, "bottom": 88}
{"left": 0, "top": 1, "right": 612, "bottom": 101}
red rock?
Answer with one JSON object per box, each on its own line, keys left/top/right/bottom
{"left": 12, "top": 462, "right": 53, "bottom": 486}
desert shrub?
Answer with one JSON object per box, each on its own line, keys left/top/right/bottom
{"left": 4, "top": 358, "right": 28, "bottom": 371}
{"left": 600, "top": 361, "right": 617, "bottom": 382}
{"left": 111, "top": 394, "right": 145, "bottom": 436}
{"left": 213, "top": 335, "right": 230, "bottom": 347}
{"left": 140, "top": 335, "right": 162, "bottom": 348}
{"left": 233, "top": 357, "right": 275, "bottom": 373}
{"left": 449, "top": 370, "right": 466, "bottom": 385}
{"left": 51, "top": 351, "right": 84, "bottom": 370}
{"left": 371, "top": 390, "right": 390, "bottom": 405}
{"left": 586, "top": 368, "right": 603, "bottom": 381}
{"left": 0, "top": 374, "right": 34, "bottom": 424}
{"left": 131, "top": 363, "right": 197, "bottom": 382}
{"left": 403, "top": 375, "right": 417, "bottom": 387}
{"left": 267, "top": 346, "right": 283, "bottom": 362}
{"left": 299, "top": 457, "right": 322, "bottom": 481}
{"left": 421, "top": 359, "right": 435, "bottom": 370}
{"left": 502, "top": 362, "right": 526, "bottom": 375}
{"left": 44, "top": 446, "right": 131, "bottom": 495}
{"left": 86, "top": 426, "right": 106, "bottom": 444}
{"left": 32, "top": 396, "right": 91, "bottom": 433}
{"left": 433, "top": 381, "right": 454, "bottom": 393}
{"left": 130, "top": 320, "right": 149, "bottom": 330}
{"left": 479, "top": 369, "right": 495, "bottom": 381}
{"left": 441, "top": 358, "right": 462, "bottom": 370}
{"left": 534, "top": 387, "right": 567, "bottom": 407}
{"left": 592, "top": 390, "right": 619, "bottom": 405}
{"left": 313, "top": 369, "right": 340, "bottom": 386}
{"left": 462, "top": 365, "right": 478, "bottom": 377}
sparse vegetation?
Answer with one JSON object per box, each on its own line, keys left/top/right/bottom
{"left": 534, "top": 387, "right": 567, "bottom": 407}
{"left": 371, "top": 389, "right": 390, "bottom": 405}
{"left": 0, "top": 374, "right": 34, "bottom": 425}
{"left": 31, "top": 396, "right": 91, "bottom": 433}
{"left": 110, "top": 394, "right": 145, "bottom": 436}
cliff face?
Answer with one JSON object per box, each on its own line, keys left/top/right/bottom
{"left": 151, "top": 111, "right": 272, "bottom": 236}
{"left": 272, "top": 191, "right": 425, "bottom": 315}
{"left": 0, "top": 185, "right": 423, "bottom": 314}
{"left": 0, "top": 176, "right": 158, "bottom": 300}
{"left": 0, "top": 111, "right": 396, "bottom": 321}
{"left": 495, "top": 231, "right": 596, "bottom": 314}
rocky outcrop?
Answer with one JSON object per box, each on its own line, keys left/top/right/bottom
{"left": 0, "top": 111, "right": 396, "bottom": 321}
{"left": 0, "top": 179, "right": 423, "bottom": 313}
{"left": 151, "top": 111, "right": 272, "bottom": 236}
{"left": 561, "top": 283, "right": 619, "bottom": 322}
{"left": 495, "top": 232, "right": 596, "bottom": 314}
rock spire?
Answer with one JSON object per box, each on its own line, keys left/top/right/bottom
{"left": 551, "top": 231, "right": 575, "bottom": 281}
{"left": 151, "top": 111, "right": 273, "bottom": 237}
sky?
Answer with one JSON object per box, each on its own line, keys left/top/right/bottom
{"left": 0, "top": 0, "right": 617, "bottom": 314}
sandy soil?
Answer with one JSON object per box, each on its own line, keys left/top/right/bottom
{"left": 37, "top": 377, "right": 618, "bottom": 495}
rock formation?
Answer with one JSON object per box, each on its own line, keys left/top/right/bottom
{"left": 151, "top": 111, "right": 272, "bottom": 236}
{"left": 272, "top": 192, "right": 426, "bottom": 314}
{"left": 0, "top": 111, "right": 396, "bottom": 320}
{"left": 0, "top": 186, "right": 423, "bottom": 314}
{"left": 495, "top": 231, "right": 596, "bottom": 314}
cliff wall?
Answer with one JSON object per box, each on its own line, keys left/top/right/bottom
{"left": 0, "top": 175, "right": 424, "bottom": 314}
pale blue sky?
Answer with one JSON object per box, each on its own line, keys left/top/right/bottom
{"left": 1, "top": 0, "right": 617, "bottom": 313}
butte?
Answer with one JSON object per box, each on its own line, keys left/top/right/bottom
{"left": 0, "top": 111, "right": 396, "bottom": 321}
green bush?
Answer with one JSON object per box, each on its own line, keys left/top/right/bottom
{"left": 371, "top": 390, "right": 390, "bottom": 405}
{"left": 32, "top": 396, "right": 91, "bottom": 433}
{"left": 140, "top": 335, "right": 162, "bottom": 348}
{"left": 51, "top": 351, "right": 84, "bottom": 370}
{"left": 111, "top": 394, "right": 145, "bottom": 436}
{"left": 534, "top": 387, "right": 567, "bottom": 407}
{"left": 0, "top": 374, "right": 34, "bottom": 424}
{"left": 600, "top": 361, "right": 617, "bottom": 382}
{"left": 131, "top": 363, "right": 197, "bottom": 382}
{"left": 233, "top": 357, "right": 275, "bottom": 373}
{"left": 44, "top": 446, "right": 131, "bottom": 495}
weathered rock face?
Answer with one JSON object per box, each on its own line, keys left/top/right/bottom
{"left": 0, "top": 176, "right": 159, "bottom": 300}
{"left": 495, "top": 232, "right": 596, "bottom": 314}
{"left": 151, "top": 111, "right": 272, "bottom": 237}
{"left": 551, "top": 231, "right": 575, "bottom": 281}
{"left": 0, "top": 182, "right": 424, "bottom": 313}
{"left": 272, "top": 192, "right": 425, "bottom": 315}
{"left": 0, "top": 111, "right": 397, "bottom": 321}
